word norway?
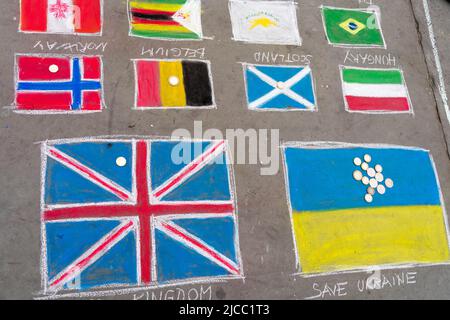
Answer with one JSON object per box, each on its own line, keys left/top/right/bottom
{"left": 41, "top": 138, "right": 242, "bottom": 293}
{"left": 14, "top": 55, "right": 104, "bottom": 113}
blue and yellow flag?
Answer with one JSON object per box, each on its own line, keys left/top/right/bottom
{"left": 283, "top": 143, "right": 450, "bottom": 274}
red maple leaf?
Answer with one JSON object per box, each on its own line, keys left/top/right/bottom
{"left": 49, "top": 0, "right": 70, "bottom": 19}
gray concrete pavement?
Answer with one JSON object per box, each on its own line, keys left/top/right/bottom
{"left": 412, "top": 0, "right": 450, "bottom": 154}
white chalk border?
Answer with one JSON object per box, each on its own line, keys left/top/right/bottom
{"left": 422, "top": 0, "right": 450, "bottom": 125}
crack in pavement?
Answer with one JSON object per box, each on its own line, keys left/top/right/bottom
{"left": 408, "top": 0, "right": 450, "bottom": 159}
{"left": 107, "top": 61, "right": 132, "bottom": 134}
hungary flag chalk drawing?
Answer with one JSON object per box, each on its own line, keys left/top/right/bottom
{"left": 340, "top": 66, "right": 413, "bottom": 113}
{"left": 321, "top": 6, "right": 385, "bottom": 48}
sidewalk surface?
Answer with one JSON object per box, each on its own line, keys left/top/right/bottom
{"left": 0, "top": 0, "right": 449, "bottom": 299}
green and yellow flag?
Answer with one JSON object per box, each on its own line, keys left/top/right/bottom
{"left": 321, "top": 6, "right": 385, "bottom": 47}
{"left": 283, "top": 143, "right": 450, "bottom": 275}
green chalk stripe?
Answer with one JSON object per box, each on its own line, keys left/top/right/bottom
{"left": 135, "top": 0, "right": 187, "bottom": 4}
{"left": 131, "top": 29, "right": 200, "bottom": 39}
{"left": 343, "top": 68, "right": 403, "bottom": 84}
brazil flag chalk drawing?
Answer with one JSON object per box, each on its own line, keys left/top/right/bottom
{"left": 321, "top": 6, "right": 385, "bottom": 48}
{"left": 283, "top": 142, "right": 450, "bottom": 275}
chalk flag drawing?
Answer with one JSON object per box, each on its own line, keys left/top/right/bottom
{"left": 128, "top": 0, "right": 203, "bottom": 40}
{"left": 321, "top": 6, "right": 385, "bottom": 48}
{"left": 243, "top": 63, "right": 317, "bottom": 111}
{"left": 134, "top": 59, "right": 215, "bottom": 109}
{"left": 20, "top": 0, "right": 102, "bottom": 35}
{"left": 40, "top": 138, "right": 242, "bottom": 294}
{"left": 229, "top": 0, "right": 301, "bottom": 45}
{"left": 283, "top": 142, "right": 450, "bottom": 275}
{"left": 340, "top": 66, "right": 413, "bottom": 114}
{"left": 14, "top": 54, "right": 104, "bottom": 114}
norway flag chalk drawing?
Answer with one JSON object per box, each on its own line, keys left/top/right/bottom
{"left": 14, "top": 55, "right": 104, "bottom": 114}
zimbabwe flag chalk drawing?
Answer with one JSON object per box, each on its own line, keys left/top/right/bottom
{"left": 134, "top": 59, "right": 215, "bottom": 109}
{"left": 128, "top": 0, "right": 203, "bottom": 40}
{"left": 340, "top": 66, "right": 413, "bottom": 113}
{"left": 321, "top": 6, "right": 385, "bottom": 48}
{"left": 283, "top": 142, "right": 450, "bottom": 275}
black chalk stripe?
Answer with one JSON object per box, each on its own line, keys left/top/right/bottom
{"left": 182, "top": 61, "right": 213, "bottom": 107}
{"left": 131, "top": 11, "right": 173, "bottom": 21}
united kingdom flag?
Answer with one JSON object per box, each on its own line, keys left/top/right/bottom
{"left": 15, "top": 55, "right": 104, "bottom": 113}
{"left": 41, "top": 138, "right": 242, "bottom": 293}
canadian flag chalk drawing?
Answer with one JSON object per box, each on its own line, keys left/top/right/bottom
{"left": 14, "top": 54, "right": 105, "bottom": 114}
{"left": 20, "top": 0, "right": 102, "bottom": 35}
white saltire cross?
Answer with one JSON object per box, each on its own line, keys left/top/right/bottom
{"left": 247, "top": 65, "right": 315, "bottom": 110}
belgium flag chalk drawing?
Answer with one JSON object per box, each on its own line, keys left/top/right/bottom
{"left": 283, "top": 142, "right": 450, "bottom": 275}
{"left": 134, "top": 59, "right": 215, "bottom": 109}
{"left": 128, "top": 0, "right": 203, "bottom": 40}
{"left": 321, "top": 6, "right": 385, "bottom": 48}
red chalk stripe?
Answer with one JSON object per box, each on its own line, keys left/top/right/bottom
{"left": 346, "top": 96, "right": 410, "bottom": 112}
{"left": 136, "top": 60, "right": 161, "bottom": 108}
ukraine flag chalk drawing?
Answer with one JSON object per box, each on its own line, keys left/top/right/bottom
{"left": 283, "top": 142, "right": 450, "bottom": 275}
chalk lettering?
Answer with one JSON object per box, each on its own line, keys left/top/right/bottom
{"left": 356, "top": 271, "right": 418, "bottom": 292}
{"left": 306, "top": 282, "right": 348, "bottom": 299}
{"left": 33, "top": 41, "right": 107, "bottom": 53}
{"left": 132, "top": 285, "right": 213, "bottom": 301}
{"left": 141, "top": 47, "right": 206, "bottom": 59}
{"left": 344, "top": 51, "right": 396, "bottom": 66}
{"left": 254, "top": 51, "right": 312, "bottom": 65}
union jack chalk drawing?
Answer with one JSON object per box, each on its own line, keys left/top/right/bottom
{"left": 40, "top": 138, "right": 243, "bottom": 294}
{"left": 14, "top": 54, "right": 104, "bottom": 114}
